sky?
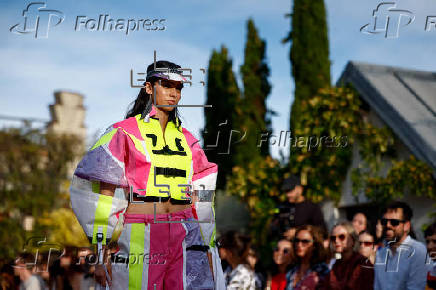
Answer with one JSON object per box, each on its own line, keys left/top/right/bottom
{"left": 1, "top": 0, "right": 435, "bottom": 159}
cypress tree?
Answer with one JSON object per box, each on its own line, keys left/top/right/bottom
{"left": 236, "top": 18, "right": 272, "bottom": 167}
{"left": 203, "top": 45, "right": 240, "bottom": 189}
{"left": 284, "top": 0, "right": 331, "bottom": 159}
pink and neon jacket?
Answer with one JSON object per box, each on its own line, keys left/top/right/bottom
{"left": 74, "top": 105, "right": 218, "bottom": 201}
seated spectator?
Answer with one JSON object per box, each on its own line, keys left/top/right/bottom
{"left": 14, "top": 252, "right": 47, "bottom": 290}
{"left": 267, "top": 238, "right": 294, "bottom": 290}
{"left": 375, "top": 219, "right": 383, "bottom": 247}
{"left": 1, "top": 261, "right": 18, "bottom": 290}
{"left": 424, "top": 222, "right": 436, "bottom": 290}
{"left": 352, "top": 212, "right": 368, "bottom": 235}
{"left": 358, "top": 230, "right": 377, "bottom": 265}
{"left": 219, "top": 231, "right": 258, "bottom": 289}
{"left": 322, "top": 221, "right": 373, "bottom": 290}
{"left": 320, "top": 228, "right": 335, "bottom": 270}
{"left": 374, "top": 201, "right": 429, "bottom": 290}
{"left": 286, "top": 225, "right": 329, "bottom": 290}
{"left": 246, "top": 246, "right": 265, "bottom": 289}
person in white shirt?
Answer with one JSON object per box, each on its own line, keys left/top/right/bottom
{"left": 14, "top": 253, "right": 44, "bottom": 290}
{"left": 219, "top": 231, "right": 258, "bottom": 289}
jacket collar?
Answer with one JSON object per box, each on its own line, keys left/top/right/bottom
{"left": 144, "top": 104, "right": 181, "bottom": 127}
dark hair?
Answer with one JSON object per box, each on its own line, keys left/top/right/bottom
{"left": 358, "top": 229, "right": 375, "bottom": 240}
{"left": 219, "top": 231, "right": 251, "bottom": 265}
{"left": 382, "top": 201, "right": 413, "bottom": 221}
{"left": 425, "top": 222, "right": 436, "bottom": 237}
{"left": 15, "top": 252, "right": 35, "bottom": 270}
{"left": 281, "top": 175, "right": 301, "bottom": 192}
{"left": 125, "top": 60, "right": 182, "bottom": 130}
{"left": 294, "top": 225, "right": 328, "bottom": 266}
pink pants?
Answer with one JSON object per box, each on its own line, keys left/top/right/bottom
{"left": 110, "top": 208, "right": 214, "bottom": 290}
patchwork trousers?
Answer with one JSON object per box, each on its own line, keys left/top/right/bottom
{"left": 110, "top": 207, "right": 215, "bottom": 290}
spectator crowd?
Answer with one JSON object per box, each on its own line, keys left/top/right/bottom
{"left": 1, "top": 175, "right": 435, "bottom": 290}
{"left": 219, "top": 175, "right": 436, "bottom": 290}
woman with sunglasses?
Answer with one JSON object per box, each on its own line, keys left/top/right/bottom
{"left": 358, "top": 230, "right": 377, "bottom": 265}
{"left": 70, "top": 60, "right": 224, "bottom": 290}
{"left": 322, "top": 221, "right": 373, "bottom": 290}
{"left": 266, "top": 238, "right": 294, "bottom": 290}
{"left": 285, "top": 225, "right": 329, "bottom": 290}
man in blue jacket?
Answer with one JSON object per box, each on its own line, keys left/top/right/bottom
{"left": 374, "top": 201, "right": 430, "bottom": 290}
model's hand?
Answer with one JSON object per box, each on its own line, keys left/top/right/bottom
{"left": 94, "top": 260, "right": 112, "bottom": 287}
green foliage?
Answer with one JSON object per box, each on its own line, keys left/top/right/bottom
{"left": 39, "top": 207, "right": 90, "bottom": 247}
{"left": 289, "top": 86, "right": 362, "bottom": 202}
{"left": 226, "top": 156, "right": 287, "bottom": 263}
{"left": 0, "top": 126, "right": 81, "bottom": 260}
{"left": 234, "top": 18, "right": 272, "bottom": 166}
{"left": 285, "top": 0, "right": 331, "bottom": 138}
{"left": 288, "top": 83, "right": 435, "bottom": 204}
{"left": 204, "top": 45, "right": 241, "bottom": 189}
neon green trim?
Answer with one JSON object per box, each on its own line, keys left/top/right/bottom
{"left": 91, "top": 181, "right": 100, "bottom": 194}
{"left": 128, "top": 223, "right": 145, "bottom": 290}
{"left": 90, "top": 128, "right": 118, "bottom": 150}
{"left": 91, "top": 194, "right": 112, "bottom": 245}
{"left": 209, "top": 196, "right": 217, "bottom": 248}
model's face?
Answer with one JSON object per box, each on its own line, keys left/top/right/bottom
{"left": 358, "top": 233, "right": 375, "bottom": 258}
{"left": 145, "top": 79, "right": 182, "bottom": 112}
{"left": 352, "top": 213, "right": 366, "bottom": 235}
{"left": 273, "top": 240, "right": 292, "bottom": 266}
{"left": 331, "top": 225, "right": 353, "bottom": 254}
{"left": 294, "top": 230, "right": 314, "bottom": 259}
{"left": 382, "top": 209, "right": 409, "bottom": 242}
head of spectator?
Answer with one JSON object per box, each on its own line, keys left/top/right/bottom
{"left": 330, "top": 221, "right": 358, "bottom": 260}
{"left": 358, "top": 230, "right": 377, "bottom": 264}
{"left": 425, "top": 222, "right": 436, "bottom": 261}
{"left": 246, "top": 246, "right": 258, "bottom": 271}
{"left": 293, "top": 225, "right": 327, "bottom": 266}
{"left": 283, "top": 227, "right": 297, "bottom": 241}
{"left": 381, "top": 201, "right": 413, "bottom": 248}
{"left": 13, "top": 253, "right": 35, "bottom": 276}
{"left": 375, "top": 219, "right": 383, "bottom": 242}
{"left": 282, "top": 175, "right": 304, "bottom": 203}
{"left": 219, "top": 231, "right": 251, "bottom": 270}
{"left": 1, "top": 261, "right": 18, "bottom": 290}
{"left": 352, "top": 212, "right": 367, "bottom": 235}
{"left": 273, "top": 238, "right": 293, "bottom": 273}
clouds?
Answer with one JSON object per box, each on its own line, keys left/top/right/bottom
{"left": 1, "top": 0, "right": 434, "bottom": 158}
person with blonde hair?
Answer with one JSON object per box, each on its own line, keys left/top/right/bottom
{"left": 322, "top": 221, "right": 373, "bottom": 290}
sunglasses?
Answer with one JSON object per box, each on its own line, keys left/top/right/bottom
{"left": 426, "top": 238, "right": 436, "bottom": 244}
{"left": 293, "top": 238, "right": 313, "bottom": 245}
{"left": 330, "top": 234, "right": 346, "bottom": 242}
{"left": 381, "top": 218, "right": 405, "bottom": 227}
{"left": 274, "top": 247, "right": 291, "bottom": 254}
{"left": 359, "top": 241, "right": 374, "bottom": 247}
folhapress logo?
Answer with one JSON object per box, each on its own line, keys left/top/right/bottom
{"left": 10, "top": 2, "right": 64, "bottom": 39}
{"left": 360, "top": 2, "right": 414, "bottom": 38}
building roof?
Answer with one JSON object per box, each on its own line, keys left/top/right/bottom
{"left": 337, "top": 61, "right": 436, "bottom": 172}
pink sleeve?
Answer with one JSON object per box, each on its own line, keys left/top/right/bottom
{"left": 183, "top": 128, "right": 218, "bottom": 190}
